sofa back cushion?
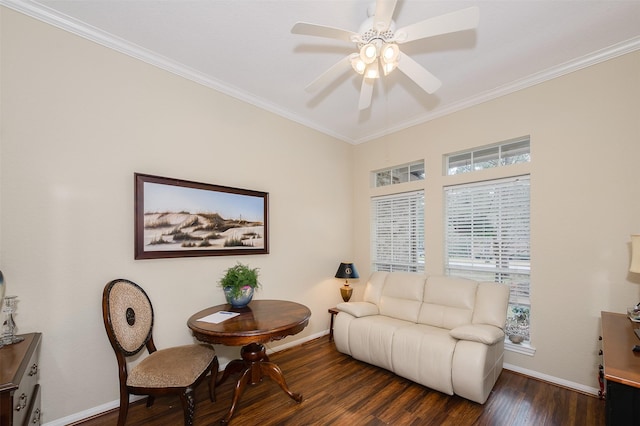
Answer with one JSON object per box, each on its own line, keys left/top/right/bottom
{"left": 472, "top": 282, "right": 510, "bottom": 328}
{"left": 378, "top": 272, "right": 426, "bottom": 323}
{"left": 418, "top": 276, "right": 477, "bottom": 329}
{"left": 363, "top": 271, "right": 388, "bottom": 305}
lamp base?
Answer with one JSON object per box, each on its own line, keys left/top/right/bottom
{"left": 340, "top": 285, "right": 353, "bottom": 302}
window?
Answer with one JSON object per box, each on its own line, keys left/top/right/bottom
{"left": 446, "top": 137, "right": 530, "bottom": 175}
{"left": 444, "top": 176, "right": 531, "bottom": 341}
{"left": 371, "top": 191, "right": 424, "bottom": 272}
{"left": 374, "top": 161, "right": 424, "bottom": 187}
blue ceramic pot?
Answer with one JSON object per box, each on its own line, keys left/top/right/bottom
{"left": 223, "top": 286, "right": 254, "bottom": 308}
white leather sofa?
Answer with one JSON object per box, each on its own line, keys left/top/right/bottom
{"left": 333, "top": 271, "right": 510, "bottom": 404}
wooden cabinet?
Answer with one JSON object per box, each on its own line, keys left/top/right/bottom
{"left": 601, "top": 312, "right": 640, "bottom": 426}
{"left": 0, "top": 333, "right": 42, "bottom": 426}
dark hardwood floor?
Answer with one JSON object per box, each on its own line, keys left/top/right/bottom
{"left": 77, "top": 337, "right": 605, "bottom": 425}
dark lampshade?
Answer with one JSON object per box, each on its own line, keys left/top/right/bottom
{"left": 335, "top": 263, "right": 359, "bottom": 280}
{"left": 335, "top": 262, "right": 359, "bottom": 302}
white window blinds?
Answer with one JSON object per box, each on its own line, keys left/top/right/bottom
{"left": 444, "top": 176, "right": 530, "bottom": 307}
{"left": 371, "top": 191, "right": 424, "bottom": 272}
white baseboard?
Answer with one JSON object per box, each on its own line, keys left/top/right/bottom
{"left": 503, "top": 363, "right": 600, "bottom": 396}
{"left": 44, "top": 332, "right": 596, "bottom": 425}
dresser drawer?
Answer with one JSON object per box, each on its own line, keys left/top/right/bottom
{"left": 0, "top": 333, "right": 42, "bottom": 426}
{"left": 12, "top": 346, "right": 40, "bottom": 426}
{"left": 25, "top": 384, "right": 41, "bottom": 426}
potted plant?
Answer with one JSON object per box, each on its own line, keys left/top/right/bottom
{"left": 506, "top": 306, "right": 530, "bottom": 344}
{"left": 219, "top": 262, "right": 260, "bottom": 308}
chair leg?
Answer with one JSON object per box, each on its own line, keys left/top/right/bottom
{"left": 209, "top": 356, "right": 219, "bottom": 402}
{"left": 180, "top": 389, "right": 196, "bottom": 426}
{"left": 117, "top": 389, "right": 129, "bottom": 426}
{"left": 146, "top": 395, "right": 155, "bottom": 407}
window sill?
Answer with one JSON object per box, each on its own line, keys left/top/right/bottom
{"left": 505, "top": 339, "right": 536, "bottom": 356}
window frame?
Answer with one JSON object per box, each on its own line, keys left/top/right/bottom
{"left": 373, "top": 161, "right": 425, "bottom": 188}
{"left": 445, "top": 137, "right": 530, "bottom": 176}
{"left": 443, "top": 175, "right": 532, "bottom": 351}
{"left": 371, "top": 190, "right": 425, "bottom": 273}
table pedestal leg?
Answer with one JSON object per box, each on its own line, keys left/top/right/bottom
{"left": 218, "top": 342, "right": 302, "bottom": 425}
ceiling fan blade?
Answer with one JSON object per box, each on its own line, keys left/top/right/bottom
{"left": 395, "top": 6, "right": 479, "bottom": 44}
{"left": 395, "top": 52, "right": 442, "bottom": 94}
{"left": 373, "top": 0, "right": 398, "bottom": 32}
{"left": 291, "top": 22, "right": 358, "bottom": 43}
{"left": 305, "top": 55, "right": 354, "bottom": 93}
{"left": 358, "top": 76, "right": 375, "bottom": 110}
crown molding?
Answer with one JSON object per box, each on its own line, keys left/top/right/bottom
{"left": 355, "top": 35, "right": 640, "bottom": 144}
{"left": 0, "top": 0, "right": 349, "bottom": 142}
{"left": 3, "top": 0, "right": 639, "bottom": 145}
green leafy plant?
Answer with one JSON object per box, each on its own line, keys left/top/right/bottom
{"left": 218, "top": 262, "right": 260, "bottom": 299}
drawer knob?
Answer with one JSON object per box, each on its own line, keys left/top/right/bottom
{"left": 29, "top": 363, "right": 39, "bottom": 376}
{"left": 15, "top": 392, "right": 27, "bottom": 411}
{"left": 32, "top": 407, "right": 42, "bottom": 424}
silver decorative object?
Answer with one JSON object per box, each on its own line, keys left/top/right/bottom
{"left": 0, "top": 295, "right": 24, "bottom": 346}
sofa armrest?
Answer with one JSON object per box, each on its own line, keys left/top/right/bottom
{"left": 449, "top": 324, "right": 505, "bottom": 345}
{"left": 336, "top": 301, "right": 379, "bottom": 318}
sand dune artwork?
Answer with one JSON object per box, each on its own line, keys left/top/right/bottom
{"left": 135, "top": 173, "right": 268, "bottom": 259}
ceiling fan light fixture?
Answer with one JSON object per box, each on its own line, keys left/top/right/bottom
{"left": 364, "top": 62, "right": 380, "bottom": 79}
{"left": 350, "top": 55, "right": 366, "bottom": 75}
{"left": 382, "top": 61, "right": 397, "bottom": 76}
{"left": 381, "top": 43, "right": 399, "bottom": 63}
{"left": 360, "top": 43, "right": 378, "bottom": 64}
{"left": 291, "top": 2, "right": 481, "bottom": 110}
{"left": 379, "top": 43, "right": 399, "bottom": 76}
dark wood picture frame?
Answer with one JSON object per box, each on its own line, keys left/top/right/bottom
{"left": 135, "top": 173, "right": 269, "bottom": 259}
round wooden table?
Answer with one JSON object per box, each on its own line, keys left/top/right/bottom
{"left": 187, "top": 300, "right": 311, "bottom": 425}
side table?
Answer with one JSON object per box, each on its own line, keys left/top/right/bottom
{"left": 601, "top": 311, "right": 640, "bottom": 425}
{"left": 328, "top": 307, "right": 339, "bottom": 341}
{"left": 188, "top": 300, "right": 310, "bottom": 425}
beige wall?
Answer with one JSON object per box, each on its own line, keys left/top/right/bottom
{"left": 352, "top": 50, "right": 640, "bottom": 390}
{"left": 2, "top": 5, "right": 640, "bottom": 424}
{"left": 0, "top": 8, "right": 353, "bottom": 423}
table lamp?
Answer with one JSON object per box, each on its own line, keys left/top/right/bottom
{"left": 335, "top": 262, "right": 359, "bottom": 302}
{"left": 631, "top": 235, "right": 640, "bottom": 273}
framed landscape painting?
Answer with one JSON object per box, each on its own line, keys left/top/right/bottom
{"left": 134, "top": 173, "right": 269, "bottom": 259}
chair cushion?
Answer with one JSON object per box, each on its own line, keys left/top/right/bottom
{"left": 127, "top": 344, "right": 215, "bottom": 388}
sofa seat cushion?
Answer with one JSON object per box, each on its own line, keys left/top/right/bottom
{"left": 347, "top": 315, "right": 409, "bottom": 372}
{"left": 391, "top": 324, "right": 457, "bottom": 395}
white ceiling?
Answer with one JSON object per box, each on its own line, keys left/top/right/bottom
{"left": 4, "top": 0, "right": 640, "bottom": 144}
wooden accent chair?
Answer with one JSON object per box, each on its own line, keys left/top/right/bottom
{"left": 102, "top": 279, "right": 218, "bottom": 426}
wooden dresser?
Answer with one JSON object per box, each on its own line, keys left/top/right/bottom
{"left": 0, "top": 333, "right": 42, "bottom": 426}
{"left": 601, "top": 312, "right": 640, "bottom": 425}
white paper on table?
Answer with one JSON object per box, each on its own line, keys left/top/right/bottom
{"left": 196, "top": 311, "right": 240, "bottom": 324}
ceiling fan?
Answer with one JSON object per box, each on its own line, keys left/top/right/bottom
{"left": 291, "top": 0, "right": 479, "bottom": 110}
